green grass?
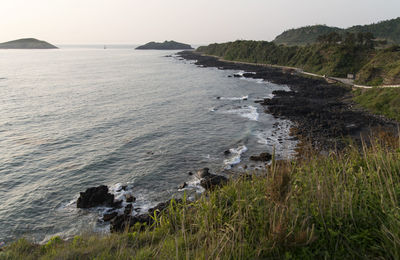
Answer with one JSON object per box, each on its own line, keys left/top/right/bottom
{"left": 1, "top": 135, "right": 400, "bottom": 259}
{"left": 355, "top": 47, "right": 400, "bottom": 86}
{"left": 197, "top": 40, "right": 374, "bottom": 78}
{"left": 353, "top": 87, "right": 400, "bottom": 121}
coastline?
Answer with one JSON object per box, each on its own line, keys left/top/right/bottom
{"left": 178, "top": 51, "right": 398, "bottom": 151}
{"left": 93, "top": 50, "right": 398, "bottom": 234}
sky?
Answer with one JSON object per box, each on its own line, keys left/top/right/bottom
{"left": 1, "top": 0, "right": 399, "bottom": 45}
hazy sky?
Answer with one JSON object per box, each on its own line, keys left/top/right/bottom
{"left": 1, "top": 0, "right": 399, "bottom": 45}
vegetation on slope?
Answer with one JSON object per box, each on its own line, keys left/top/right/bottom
{"left": 356, "top": 45, "right": 400, "bottom": 85}
{"left": 353, "top": 87, "right": 400, "bottom": 121}
{"left": 2, "top": 136, "right": 400, "bottom": 259}
{"left": 274, "top": 25, "right": 342, "bottom": 46}
{"left": 274, "top": 17, "right": 400, "bottom": 46}
{"left": 135, "top": 41, "right": 193, "bottom": 50}
{"left": 197, "top": 34, "right": 400, "bottom": 85}
{"left": 197, "top": 37, "right": 374, "bottom": 78}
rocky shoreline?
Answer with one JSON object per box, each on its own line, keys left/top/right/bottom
{"left": 75, "top": 50, "right": 397, "bottom": 234}
{"left": 76, "top": 168, "right": 229, "bottom": 232}
{"left": 177, "top": 51, "right": 397, "bottom": 151}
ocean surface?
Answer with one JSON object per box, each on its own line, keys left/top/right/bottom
{"left": 0, "top": 46, "right": 296, "bottom": 243}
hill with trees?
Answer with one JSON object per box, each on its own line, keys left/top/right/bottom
{"left": 197, "top": 32, "right": 400, "bottom": 86}
{"left": 136, "top": 41, "right": 193, "bottom": 50}
{"left": 0, "top": 38, "right": 58, "bottom": 49}
{"left": 274, "top": 17, "right": 400, "bottom": 46}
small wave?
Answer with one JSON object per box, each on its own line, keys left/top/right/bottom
{"left": 180, "top": 178, "right": 205, "bottom": 195}
{"left": 223, "top": 106, "right": 259, "bottom": 121}
{"left": 255, "top": 79, "right": 264, "bottom": 84}
{"left": 264, "top": 93, "right": 275, "bottom": 99}
{"left": 224, "top": 145, "right": 248, "bottom": 169}
{"left": 218, "top": 95, "right": 248, "bottom": 101}
{"left": 255, "top": 120, "right": 298, "bottom": 158}
{"left": 234, "top": 71, "right": 256, "bottom": 77}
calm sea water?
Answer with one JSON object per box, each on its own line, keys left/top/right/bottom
{"left": 0, "top": 47, "right": 295, "bottom": 243}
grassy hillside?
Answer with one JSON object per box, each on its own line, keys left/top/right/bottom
{"left": 353, "top": 87, "right": 400, "bottom": 121}
{"left": 274, "top": 17, "right": 400, "bottom": 46}
{"left": 1, "top": 137, "right": 400, "bottom": 259}
{"left": 197, "top": 40, "right": 400, "bottom": 85}
{"left": 274, "top": 25, "right": 343, "bottom": 46}
{"left": 356, "top": 46, "right": 400, "bottom": 86}
{"left": 197, "top": 40, "right": 374, "bottom": 78}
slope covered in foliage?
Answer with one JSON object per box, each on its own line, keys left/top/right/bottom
{"left": 197, "top": 40, "right": 373, "bottom": 78}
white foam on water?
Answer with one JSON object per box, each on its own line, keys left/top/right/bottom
{"left": 255, "top": 119, "right": 297, "bottom": 159}
{"left": 265, "top": 93, "right": 275, "bottom": 99}
{"left": 234, "top": 71, "right": 245, "bottom": 77}
{"left": 181, "top": 177, "right": 206, "bottom": 194}
{"left": 222, "top": 106, "right": 259, "bottom": 121}
{"left": 219, "top": 95, "right": 248, "bottom": 101}
{"left": 223, "top": 145, "right": 248, "bottom": 169}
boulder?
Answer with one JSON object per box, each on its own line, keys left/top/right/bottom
{"left": 200, "top": 174, "right": 228, "bottom": 190}
{"left": 178, "top": 182, "right": 187, "bottom": 189}
{"left": 110, "top": 199, "right": 182, "bottom": 232}
{"left": 103, "top": 212, "right": 118, "bottom": 222}
{"left": 197, "top": 168, "right": 211, "bottom": 178}
{"left": 224, "top": 150, "right": 231, "bottom": 155}
{"left": 77, "top": 185, "right": 115, "bottom": 208}
{"left": 125, "top": 194, "right": 136, "bottom": 203}
{"left": 249, "top": 152, "right": 272, "bottom": 162}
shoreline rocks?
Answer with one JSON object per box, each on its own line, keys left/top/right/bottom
{"left": 249, "top": 152, "right": 272, "bottom": 162}
{"left": 177, "top": 51, "right": 397, "bottom": 151}
{"left": 77, "top": 185, "right": 120, "bottom": 208}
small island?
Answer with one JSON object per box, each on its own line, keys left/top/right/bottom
{"left": 135, "top": 40, "right": 193, "bottom": 50}
{"left": 0, "top": 38, "right": 58, "bottom": 49}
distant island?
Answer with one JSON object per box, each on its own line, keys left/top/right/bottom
{"left": 136, "top": 40, "right": 193, "bottom": 50}
{"left": 0, "top": 38, "right": 58, "bottom": 49}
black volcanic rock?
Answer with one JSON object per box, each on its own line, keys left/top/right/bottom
{"left": 200, "top": 174, "right": 228, "bottom": 190}
{"left": 110, "top": 199, "right": 182, "bottom": 232}
{"left": 0, "top": 38, "right": 58, "bottom": 49}
{"left": 136, "top": 41, "right": 193, "bottom": 50}
{"left": 177, "top": 51, "right": 397, "bottom": 151}
{"left": 77, "top": 185, "right": 115, "bottom": 208}
{"left": 250, "top": 152, "right": 272, "bottom": 162}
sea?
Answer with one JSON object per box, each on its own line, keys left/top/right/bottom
{"left": 0, "top": 45, "right": 296, "bottom": 244}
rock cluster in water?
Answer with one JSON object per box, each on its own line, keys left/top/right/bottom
{"left": 77, "top": 168, "right": 229, "bottom": 232}
{"left": 77, "top": 185, "right": 119, "bottom": 208}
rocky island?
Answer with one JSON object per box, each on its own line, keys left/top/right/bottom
{"left": 135, "top": 40, "right": 193, "bottom": 50}
{"left": 0, "top": 38, "right": 58, "bottom": 49}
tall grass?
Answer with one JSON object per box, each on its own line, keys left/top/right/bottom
{"left": 353, "top": 87, "right": 400, "bottom": 122}
{"left": 1, "top": 135, "right": 400, "bottom": 259}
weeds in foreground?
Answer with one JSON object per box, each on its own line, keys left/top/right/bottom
{"left": 1, "top": 136, "right": 400, "bottom": 259}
